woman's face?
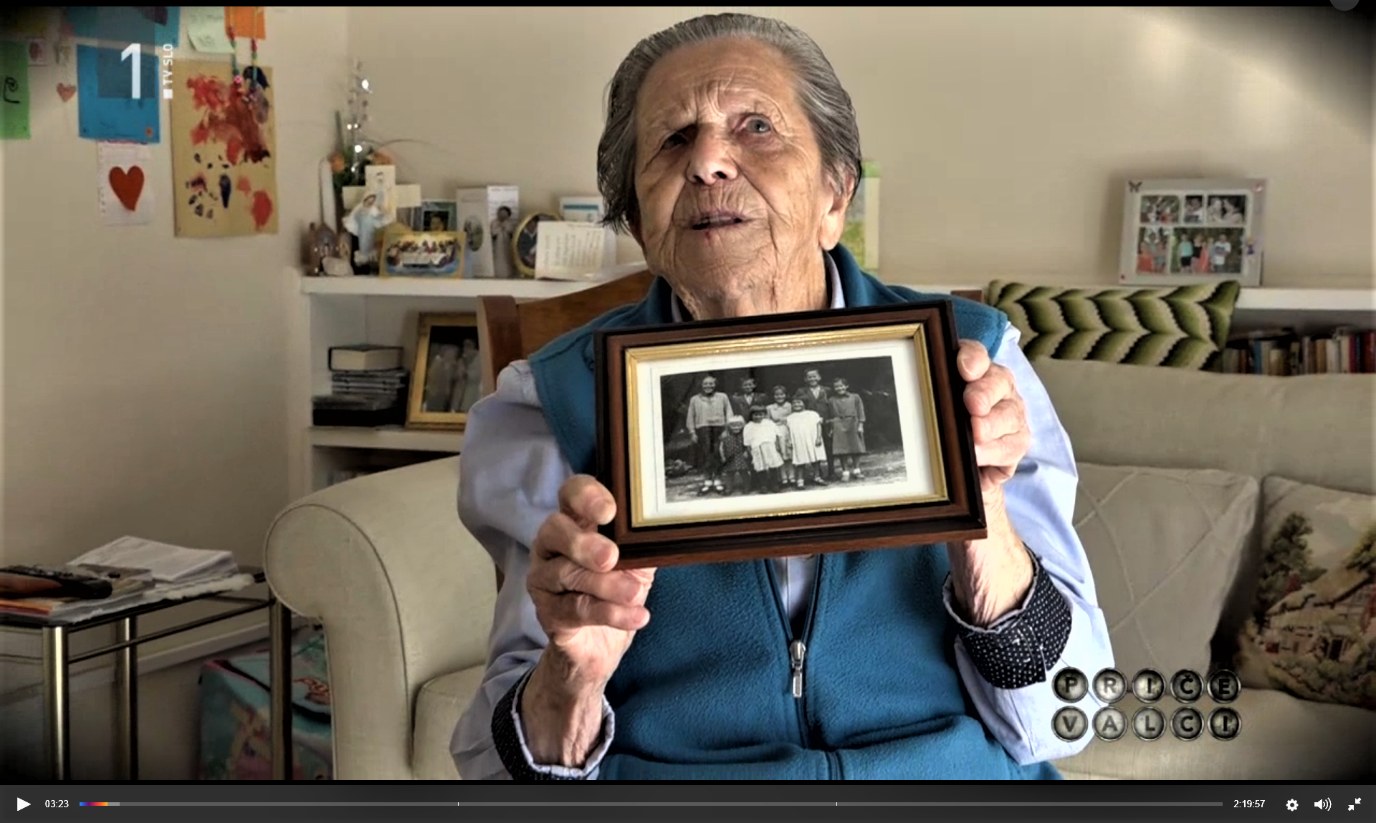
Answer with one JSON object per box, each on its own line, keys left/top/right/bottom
{"left": 630, "top": 38, "right": 848, "bottom": 316}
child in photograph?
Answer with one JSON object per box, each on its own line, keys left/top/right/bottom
{"left": 743, "top": 405, "right": 784, "bottom": 493}
{"left": 786, "top": 396, "right": 828, "bottom": 489}
{"left": 685, "top": 375, "right": 733, "bottom": 494}
{"left": 1137, "top": 240, "right": 1153, "bottom": 274}
{"left": 767, "top": 386, "right": 796, "bottom": 487}
{"left": 1184, "top": 197, "right": 1203, "bottom": 223}
{"left": 1193, "top": 234, "right": 1209, "bottom": 272}
{"left": 1222, "top": 198, "right": 1243, "bottom": 225}
{"left": 828, "top": 377, "right": 866, "bottom": 481}
{"left": 1211, "top": 234, "right": 1231, "bottom": 272}
{"left": 1152, "top": 234, "right": 1167, "bottom": 274}
{"left": 1177, "top": 233, "right": 1194, "bottom": 273}
{"left": 717, "top": 415, "right": 751, "bottom": 495}
{"left": 795, "top": 368, "right": 833, "bottom": 479}
{"left": 1207, "top": 197, "right": 1224, "bottom": 223}
{"left": 731, "top": 377, "right": 767, "bottom": 419}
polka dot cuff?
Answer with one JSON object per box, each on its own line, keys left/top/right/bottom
{"left": 943, "top": 549, "right": 1073, "bottom": 690}
{"left": 491, "top": 668, "right": 613, "bottom": 781}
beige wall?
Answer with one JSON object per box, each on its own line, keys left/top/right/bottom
{"left": 349, "top": 6, "right": 1372, "bottom": 287}
{"left": 1, "top": 7, "right": 348, "bottom": 779}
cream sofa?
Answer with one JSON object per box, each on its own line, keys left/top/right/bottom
{"left": 264, "top": 359, "right": 1376, "bottom": 780}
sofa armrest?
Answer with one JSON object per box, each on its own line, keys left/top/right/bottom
{"left": 264, "top": 456, "right": 496, "bottom": 780}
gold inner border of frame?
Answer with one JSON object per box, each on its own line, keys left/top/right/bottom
{"left": 625, "top": 323, "right": 949, "bottom": 529}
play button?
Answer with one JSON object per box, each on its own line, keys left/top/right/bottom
{"left": 17, "top": 797, "right": 30, "bottom": 810}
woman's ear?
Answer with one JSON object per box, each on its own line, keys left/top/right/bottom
{"left": 818, "top": 173, "right": 853, "bottom": 251}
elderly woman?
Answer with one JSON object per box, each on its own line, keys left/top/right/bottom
{"left": 453, "top": 13, "right": 1112, "bottom": 781}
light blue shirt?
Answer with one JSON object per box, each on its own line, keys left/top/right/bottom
{"left": 452, "top": 258, "right": 1113, "bottom": 779}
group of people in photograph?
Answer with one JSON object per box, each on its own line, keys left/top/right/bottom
{"left": 683, "top": 369, "right": 868, "bottom": 496}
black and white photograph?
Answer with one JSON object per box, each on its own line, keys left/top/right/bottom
{"left": 659, "top": 356, "right": 908, "bottom": 502}
{"left": 407, "top": 313, "right": 482, "bottom": 429}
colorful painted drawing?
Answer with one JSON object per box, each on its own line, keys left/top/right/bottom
{"left": 170, "top": 59, "right": 278, "bottom": 237}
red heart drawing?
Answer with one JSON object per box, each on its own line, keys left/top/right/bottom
{"left": 57, "top": 83, "right": 76, "bottom": 102}
{"left": 109, "top": 166, "right": 145, "bottom": 211}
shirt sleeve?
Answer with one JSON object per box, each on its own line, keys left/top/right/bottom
{"left": 449, "top": 360, "right": 615, "bottom": 781}
{"left": 940, "top": 323, "right": 1115, "bottom": 765}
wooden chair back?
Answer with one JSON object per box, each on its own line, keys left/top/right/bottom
{"left": 476, "top": 270, "right": 657, "bottom": 396}
{"left": 475, "top": 271, "right": 655, "bottom": 592}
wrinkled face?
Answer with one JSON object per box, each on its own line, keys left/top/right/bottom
{"left": 701, "top": 377, "right": 717, "bottom": 394}
{"left": 631, "top": 37, "right": 848, "bottom": 310}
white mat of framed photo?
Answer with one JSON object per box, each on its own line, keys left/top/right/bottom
{"left": 1118, "top": 178, "right": 1265, "bottom": 287}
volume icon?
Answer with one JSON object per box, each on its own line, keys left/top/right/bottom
{"left": 1314, "top": 798, "right": 1332, "bottom": 811}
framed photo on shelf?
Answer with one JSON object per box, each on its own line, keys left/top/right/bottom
{"left": 380, "top": 227, "right": 464, "bottom": 279}
{"left": 512, "top": 212, "right": 558, "bottom": 279}
{"left": 414, "top": 199, "right": 458, "bottom": 233}
{"left": 595, "top": 302, "right": 987, "bottom": 569}
{"left": 1119, "top": 178, "right": 1266, "bottom": 287}
{"left": 406, "top": 313, "right": 483, "bottom": 430}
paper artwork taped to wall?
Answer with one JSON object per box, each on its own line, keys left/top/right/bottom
{"left": 170, "top": 59, "right": 279, "bottom": 237}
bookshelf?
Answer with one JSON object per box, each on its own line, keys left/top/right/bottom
{"left": 285, "top": 265, "right": 648, "bottom": 500}
{"left": 285, "top": 274, "right": 1374, "bottom": 500}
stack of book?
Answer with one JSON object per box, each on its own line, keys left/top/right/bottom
{"left": 0, "top": 536, "right": 253, "bottom": 625}
{"left": 1221, "top": 327, "right": 1376, "bottom": 376}
{"left": 313, "top": 344, "right": 410, "bottom": 427}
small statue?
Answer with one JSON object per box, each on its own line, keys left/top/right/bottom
{"left": 307, "top": 222, "right": 338, "bottom": 275}
{"left": 343, "top": 190, "right": 390, "bottom": 271}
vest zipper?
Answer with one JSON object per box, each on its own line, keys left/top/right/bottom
{"left": 765, "top": 555, "right": 828, "bottom": 773}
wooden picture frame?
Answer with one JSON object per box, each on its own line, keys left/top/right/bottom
{"left": 380, "top": 227, "right": 464, "bottom": 279}
{"left": 406, "top": 313, "right": 483, "bottom": 430}
{"left": 595, "top": 302, "right": 986, "bottom": 569}
{"left": 1119, "top": 178, "right": 1266, "bottom": 287}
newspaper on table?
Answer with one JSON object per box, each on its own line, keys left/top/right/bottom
{"left": 68, "top": 536, "right": 239, "bottom": 583}
{"left": 0, "top": 536, "right": 253, "bottom": 625}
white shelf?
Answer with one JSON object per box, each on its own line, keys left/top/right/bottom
{"left": 1234, "top": 288, "right": 1374, "bottom": 313}
{"left": 309, "top": 426, "right": 464, "bottom": 453}
{"left": 297, "top": 262, "right": 649, "bottom": 298}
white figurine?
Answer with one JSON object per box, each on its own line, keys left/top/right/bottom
{"left": 344, "top": 190, "right": 389, "bottom": 266}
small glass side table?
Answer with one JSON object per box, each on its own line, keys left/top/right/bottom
{"left": 0, "top": 567, "right": 294, "bottom": 781}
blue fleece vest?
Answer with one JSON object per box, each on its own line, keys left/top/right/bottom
{"left": 527, "top": 246, "right": 1060, "bottom": 780}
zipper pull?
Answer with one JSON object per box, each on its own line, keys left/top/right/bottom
{"left": 790, "top": 639, "right": 807, "bottom": 699}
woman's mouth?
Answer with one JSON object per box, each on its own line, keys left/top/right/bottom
{"left": 689, "top": 210, "right": 747, "bottom": 230}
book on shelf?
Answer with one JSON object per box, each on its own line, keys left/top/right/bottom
{"left": 330, "top": 368, "right": 409, "bottom": 397}
{"left": 329, "top": 345, "right": 404, "bottom": 372}
{"left": 1221, "top": 326, "right": 1375, "bottom": 376}
{"left": 0, "top": 537, "right": 250, "bottom": 624}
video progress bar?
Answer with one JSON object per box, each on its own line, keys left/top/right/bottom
{"left": 115, "top": 802, "right": 1223, "bottom": 808}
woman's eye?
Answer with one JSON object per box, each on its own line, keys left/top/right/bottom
{"left": 663, "top": 132, "right": 686, "bottom": 149}
{"left": 746, "top": 118, "right": 772, "bottom": 134}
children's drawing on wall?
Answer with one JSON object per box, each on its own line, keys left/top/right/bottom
{"left": 98, "top": 141, "right": 154, "bottom": 226}
{"left": 170, "top": 59, "right": 278, "bottom": 237}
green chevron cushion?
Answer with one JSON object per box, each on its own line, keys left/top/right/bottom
{"left": 987, "top": 280, "right": 1241, "bottom": 369}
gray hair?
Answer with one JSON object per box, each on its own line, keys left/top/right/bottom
{"left": 596, "top": 13, "right": 862, "bottom": 235}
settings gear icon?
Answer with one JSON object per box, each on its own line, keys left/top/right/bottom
{"left": 1286, "top": 799, "right": 1298, "bottom": 812}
